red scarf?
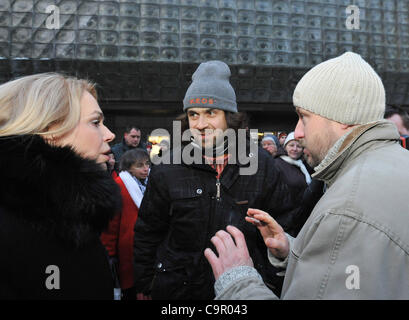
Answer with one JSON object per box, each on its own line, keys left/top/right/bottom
{"left": 203, "top": 154, "right": 231, "bottom": 179}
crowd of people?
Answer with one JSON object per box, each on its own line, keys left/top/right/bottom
{"left": 1, "top": 51, "right": 408, "bottom": 300}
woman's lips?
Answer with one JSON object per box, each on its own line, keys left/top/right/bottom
{"left": 101, "top": 154, "right": 110, "bottom": 161}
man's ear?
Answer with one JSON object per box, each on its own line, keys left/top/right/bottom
{"left": 340, "top": 123, "right": 352, "bottom": 130}
{"left": 332, "top": 122, "right": 358, "bottom": 137}
{"left": 341, "top": 123, "right": 358, "bottom": 130}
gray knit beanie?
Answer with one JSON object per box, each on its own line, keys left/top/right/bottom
{"left": 293, "top": 52, "right": 385, "bottom": 125}
{"left": 262, "top": 135, "right": 279, "bottom": 147}
{"left": 183, "top": 60, "right": 237, "bottom": 113}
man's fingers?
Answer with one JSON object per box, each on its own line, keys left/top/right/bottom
{"left": 265, "top": 236, "right": 289, "bottom": 259}
{"left": 210, "top": 232, "right": 227, "bottom": 255}
{"left": 226, "top": 225, "right": 247, "bottom": 250}
{"left": 247, "top": 208, "right": 273, "bottom": 224}
{"left": 247, "top": 208, "right": 283, "bottom": 233}
{"left": 204, "top": 248, "right": 222, "bottom": 279}
{"left": 216, "top": 229, "right": 239, "bottom": 252}
{"left": 265, "top": 237, "right": 281, "bottom": 249}
{"left": 247, "top": 208, "right": 267, "bottom": 217}
{"left": 204, "top": 247, "right": 218, "bottom": 266}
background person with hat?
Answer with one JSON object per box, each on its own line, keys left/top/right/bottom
{"left": 278, "top": 132, "right": 288, "bottom": 147}
{"left": 132, "top": 60, "right": 299, "bottom": 299}
{"left": 261, "top": 134, "right": 279, "bottom": 157}
{"left": 205, "top": 52, "right": 409, "bottom": 299}
{"left": 273, "top": 132, "right": 314, "bottom": 237}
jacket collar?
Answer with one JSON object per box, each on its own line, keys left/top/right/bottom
{"left": 313, "top": 120, "right": 400, "bottom": 187}
{"left": 0, "top": 135, "right": 121, "bottom": 247}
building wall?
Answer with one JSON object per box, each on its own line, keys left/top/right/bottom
{"left": 1, "top": 0, "right": 408, "bottom": 135}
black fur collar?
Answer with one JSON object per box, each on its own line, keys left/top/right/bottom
{"left": 0, "top": 135, "right": 121, "bottom": 247}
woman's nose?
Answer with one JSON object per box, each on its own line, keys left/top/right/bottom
{"left": 103, "top": 124, "right": 115, "bottom": 142}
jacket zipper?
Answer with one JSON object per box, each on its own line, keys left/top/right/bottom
{"left": 204, "top": 176, "right": 220, "bottom": 251}
{"left": 216, "top": 178, "right": 221, "bottom": 201}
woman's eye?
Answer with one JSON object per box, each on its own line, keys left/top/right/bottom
{"left": 92, "top": 119, "right": 101, "bottom": 126}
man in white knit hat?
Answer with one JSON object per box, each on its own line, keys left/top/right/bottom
{"left": 205, "top": 52, "right": 409, "bottom": 299}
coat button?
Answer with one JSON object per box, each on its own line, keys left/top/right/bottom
{"left": 196, "top": 188, "right": 202, "bottom": 195}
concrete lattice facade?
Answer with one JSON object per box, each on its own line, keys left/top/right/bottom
{"left": 1, "top": 0, "right": 408, "bottom": 137}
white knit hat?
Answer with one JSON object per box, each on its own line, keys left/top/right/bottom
{"left": 293, "top": 52, "right": 385, "bottom": 125}
{"left": 284, "top": 132, "right": 295, "bottom": 147}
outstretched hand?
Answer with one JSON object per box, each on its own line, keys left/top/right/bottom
{"left": 204, "top": 225, "right": 253, "bottom": 281}
{"left": 245, "top": 208, "right": 289, "bottom": 260}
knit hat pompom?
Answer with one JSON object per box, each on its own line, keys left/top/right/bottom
{"left": 293, "top": 52, "right": 385, "bottom": 125}
{"left": 183, "top": 60, "right": 237, "bottom": 113}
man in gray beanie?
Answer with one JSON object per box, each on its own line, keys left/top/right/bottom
{"left": 133, "top": 60, "right": 300, "bottom": 300}
{"left": 205, "top": 52, "right": 409, "bottom": 299}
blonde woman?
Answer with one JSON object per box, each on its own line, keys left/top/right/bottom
{"left": 0, "top": 73, "right": 121, "bottom": 299}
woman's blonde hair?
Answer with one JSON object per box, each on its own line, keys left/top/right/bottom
{"left": 0, "top": 73, "right": 97, "bottom": 137}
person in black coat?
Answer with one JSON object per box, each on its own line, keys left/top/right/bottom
{"left": 111, "top": 126, "right": 147, "bottom": 172}
{"left": 0, "top": 73, "right": 121, "bottom": 299}
{"left": 274, "top": 132, "right": 319, "bottom": 236}
{"left": 133, "top": 61, "right": 299, "bottom": 299}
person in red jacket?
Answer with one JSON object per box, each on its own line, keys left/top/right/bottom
{"left": 101, "top": 149, "right": 150, "bottom": 300}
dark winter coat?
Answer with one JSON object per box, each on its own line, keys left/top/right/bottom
{"left": 0, "top": 135, "right": 122, "bottom": 299}
{"left": 274, "top": 157, "right": 310, "bottom": 192}
{"left": 272, "top": 150, "right": 319, "bottom": 237}
{"left": 111, "top": 139, "right": 146, "bottom": 171}
{"left": 133, "top": 145, "right": 299, "bottom": 300}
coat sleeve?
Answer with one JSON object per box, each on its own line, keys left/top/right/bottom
{"left": 215, "top": 209, "right": 409, "bottom": 300}
{"left": 133, "top": 167, "right": 171, "bottom": 293}
{"left": 214, "top": 266, "right": 279, "bottom": 300}
{"left": 283, "top": 210, "right": 409, "bottom": 299}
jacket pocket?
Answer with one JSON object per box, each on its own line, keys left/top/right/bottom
{"left": 168, "top": 178, "right": 204, "bottom": 202}
{"left": 150, "top": 259, "right": 206, "bottom": 300}
{"left": 150, "top": 262, "right": 188, "bottom": 300}
{"left": 167, "top": 180, "right": 206, "bottom": 251}
{"left": 168, "top": 179, "right": 203, "bottom": 217}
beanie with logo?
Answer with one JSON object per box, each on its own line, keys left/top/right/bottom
{"left": 183, "top": 60, "right": 237, "bottom": 113}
